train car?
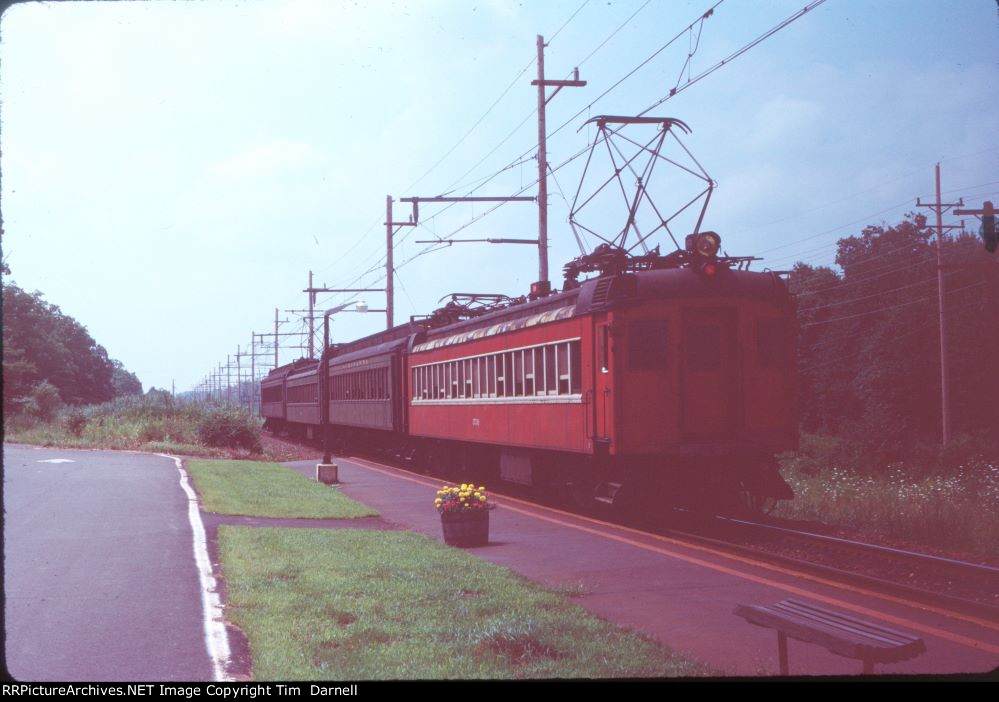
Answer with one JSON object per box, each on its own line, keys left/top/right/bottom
{"left": 261, "top": 233, "right": 797, "bottom": 515}
{"left": 260, "top": 357, "right": 316, "bottom": 432}
{"left": 405, "top": 249, "right": 796, "bottom": 513}
{"left": 325, "top": 323, "right": 419, "bottom": 450}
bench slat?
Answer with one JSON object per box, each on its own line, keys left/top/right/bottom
{"left": 735, "top": 599, "right": 927, "bottom": 668}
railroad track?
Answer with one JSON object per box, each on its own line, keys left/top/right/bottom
{"left": 661, "top": 510, "right": 999, "bottom": 620}
{"left": 267, "top": 433, "right": 999, "bottom": 621}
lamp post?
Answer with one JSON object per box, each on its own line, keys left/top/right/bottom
{"left": 318, "top": 301, "right": 377, "bottom": 468}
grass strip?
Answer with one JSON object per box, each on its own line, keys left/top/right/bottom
{"left": 186, "top": 460, "right": 377, "bottom": 519}
{"left": 219, "top": 527, "right": 708, "bottom": 680}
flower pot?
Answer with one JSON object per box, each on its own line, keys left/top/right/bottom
{"left": 440, "top": 509, "right": 489, "bottom": 547}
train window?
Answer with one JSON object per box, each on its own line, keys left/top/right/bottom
{"left": 488, "top": 355, "right": 496, "bottom": 397}
{"left": 757, "top": 319, "right": 786, "bottom": 368}
{"left": 495, "top": 355, "right": 504, "bottom": 396}
{"left": 687, "top": 324, "right": 721, "bottom": 371}
{"left": 513, "top": 351, "right": 523, "bottom": 396}
{"left": 557, "top": 343, "right": 569, "bottom": 394}
{"left": 629, "top": 321, "right": 669, "bottom": 369}
{"left": 524, "top": 349, "right": 535, "bottom": 396}
{"left": 502, "top": 353, "right": 511, "bottom": 397}
{"left": 545, "top": 345, "right": 557, "bottom": 394}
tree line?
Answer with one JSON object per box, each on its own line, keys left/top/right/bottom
{"left": 789, "top": 213, "right": 998, "bottom": 454}
{"left": 2, "top": 263, "right": 143, "bottom": 420}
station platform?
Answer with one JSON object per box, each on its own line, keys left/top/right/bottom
{"left": 283, "top": 456, "right": 999, "bottom": 677}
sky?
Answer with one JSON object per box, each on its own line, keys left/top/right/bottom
{"left": 1, "top": 0, "right": 997, "bottom": 393}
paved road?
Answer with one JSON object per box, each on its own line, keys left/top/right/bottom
{"left": 3, "top": 445, "right": 214, "bottom": 681}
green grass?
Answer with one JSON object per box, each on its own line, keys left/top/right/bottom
{"left": 185, "top": 460, "right": 377, "bottom": 519}
{"left": 219, "top": 527, "right": 707, "bottom": 680}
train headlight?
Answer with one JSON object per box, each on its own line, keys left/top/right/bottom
{"left": 695, "top": 231, "right": 721, "bottom": 258}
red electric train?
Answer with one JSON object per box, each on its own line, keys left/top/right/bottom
{"left": 261, "top": 231, "right": 797, "bottom": 515}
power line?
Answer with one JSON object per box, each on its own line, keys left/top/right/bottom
{"left": 801, "top": 279, "right": 986, "bottom": 327}
{"left": 797, "top": 274, "right": 937, "bottom": 313}
{"left": 636, "top": 0, "right": 828, "bottom": 117}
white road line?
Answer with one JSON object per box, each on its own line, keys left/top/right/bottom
{"left": 158, "top": 454, "right": 232, "bottom": 682}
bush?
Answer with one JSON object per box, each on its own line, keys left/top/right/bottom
{"left": 28, "top": 381, "right": 63, "bottom": 422}
{"left": 64, "top": 408, "right": 88, "bottom": 437}
{"left": 196, "top": 407, "right": 262, "bottom": 452}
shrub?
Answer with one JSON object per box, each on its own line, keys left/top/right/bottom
{"left": 65, "top": 408, "right": 88, "bottom": 437}
{"left": 28, "top": 381, "right": 63, "bottom": 422}
{"left": 196, "top": 406, "right": 262, "bottom": 452}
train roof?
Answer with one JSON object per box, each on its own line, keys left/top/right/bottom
{"left": 264, "top": 357, "right": 318, "bottom": 382}
{"left": 268, "top": 266, "right": 792, "bottom": 372}
{"left": 411, "top": 267, "right": 791, "bottom": 353}
{"left": 329, "top": 335, "right": 411, "bottom": 368}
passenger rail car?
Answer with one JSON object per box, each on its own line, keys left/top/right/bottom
{"left": 261, "top": 246, "right": 798, "bottom": 514}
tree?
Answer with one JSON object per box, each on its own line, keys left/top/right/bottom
{"left": 2, "top": 280, "right": 140, "bottom": 414}
{"left": 791, "top": 213, "right": 998, "bottom": 450}
{"left": 111, "top": 360, "right": 143, "bottom": 397}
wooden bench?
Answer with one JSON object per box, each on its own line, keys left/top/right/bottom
{"left": 734, "top": 598, "right": 926, "bottom": 675}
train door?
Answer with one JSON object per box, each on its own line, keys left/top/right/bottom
{"left": 681, "top": 308, "right": 737, "bottom": 440}
{"left": 591, "top": 315, "right": 615, "bottom": 451}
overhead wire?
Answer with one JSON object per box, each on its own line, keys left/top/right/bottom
{"left": 417, "top": 0, "right": 829, "bottom": 263}
{"left": 801, "top": 279, "right": 986, "bottom": 328}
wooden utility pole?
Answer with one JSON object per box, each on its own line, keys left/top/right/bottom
{"left": 386, "top": 196, "right": 394, "bottom": 329}
{"left": 532, "top": 35, "right": 585, "bottom": 290}
{"left": 916, "top": 164, "right": 964, "bottom": 445}
{"left": 250, "top": 336, "right": 256, "bottom": 414}
{"left": 308, "top": 271, "right": 315, "bottom": 359}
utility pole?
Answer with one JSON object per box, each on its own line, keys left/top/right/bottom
{"left": 236, "top": 345, "right": 244, "bottom": 410}
{"left": 386, "top": 195, "right": 394, "bottom": 329}
{"left": 916, "top": 163, "right": 964, "bottom": 445}
{"left": 250, "top": 335, "right": 256, "bottom": 415}
{"left": 532, "top": 34, "right": 585, "bottom": 291}
{"left": 307, "top": 271, "right": 315, "bottom": 358}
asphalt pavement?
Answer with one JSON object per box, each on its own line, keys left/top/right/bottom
{"left": 3, "top": 445, "right": 214, "bottom": 681}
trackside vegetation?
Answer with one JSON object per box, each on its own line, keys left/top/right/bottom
{"left": 4, "top": 392, "right": 265, "bottom": 458}
{"left": 776, "top": 434, "right": 999, "bottom": 559}
{"left": 185, "top": 460, "right": 376, "bottom": 518}
{"left": 219, "top": 527, "right": 708, "bottom": 679}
